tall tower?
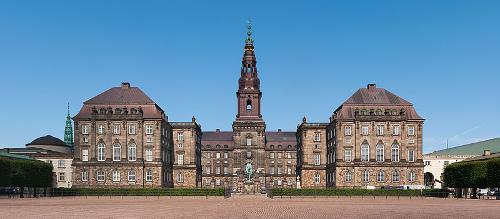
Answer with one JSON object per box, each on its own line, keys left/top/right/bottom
{"left": 232, "top": 20, "right": 266, "bottom": 177}
{"left": 236, "top": 20, "right": 262, "bottom": 121}
{"left": 64, "top": 103, "right": 74, "bottom": 147}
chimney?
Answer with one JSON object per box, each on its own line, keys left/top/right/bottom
{"left": 121, "top": 82, "right": 130, "bottom": 89}
{"left": 278, "top": 129, "right": 282, "bottom": 132}
{"left": 484, "top": 150, "right": 491, "bottom": 156}
{"left": 367, "top": 84, "right": 376, "bottom": 90}
{"left": 216, "top": 129, "right": 220, "bottom": 133}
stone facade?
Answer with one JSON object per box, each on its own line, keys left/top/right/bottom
{"left": 325, "top": 84, "right": 425, "bottom": 189}
{"left": 72, "top": 82, "right": 174, "bottom": 188}
{"left": 171, "top": 119, "right": 202, "bottom": 188}
{"left": 297, "top": 121, "right": 328, "bottom": 188}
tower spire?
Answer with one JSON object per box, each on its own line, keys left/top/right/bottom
{"left": 245, "top": 19, "right": 253, "bottom": 44}
{"left": 64, "top": 102, "right": 74, "bottom": 147}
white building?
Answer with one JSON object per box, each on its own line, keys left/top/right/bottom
{"left": 424, "top": 137, "right": 500, "bottom": 188}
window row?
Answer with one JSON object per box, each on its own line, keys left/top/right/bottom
{"left": 344, "top": 125, "right": 416, "bottom": 136}
{"left": 269, "top": 152, "right": 294, "bottom": 159}
{"left": 81, "top": 124, "right": 155, "bottom": 135}
{"left": 81, "top": 170, "right": 153, "bottom": 182}
{"left": 344, "top": 170, "right": 416, "bottom": 183}
{"left": 81, "top": 143, "right": 153, "bottom": 162}
{"left": 344, "top": 144, "right": 415, "bottom": 162}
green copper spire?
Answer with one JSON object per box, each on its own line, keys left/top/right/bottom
{"left": 245, "top": 19, "right": 253, "bottom": 44}
{"left": 64, "top": 103, "right": 74, "bottom": 147}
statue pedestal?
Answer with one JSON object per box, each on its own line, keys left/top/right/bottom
{"left": 244, "top": 181, "right": 255, "bottom": 194}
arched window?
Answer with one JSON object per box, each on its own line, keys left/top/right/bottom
{"left": 362, "top": 170, "right": 369, "bottom": 182}
{"left": 392, "top": 170, "right": 400, "bottom": 182}
{"left": 246, "top": 99, "right": 252, "bottom": 112}
{"left": 361, "top": 143, "right": 369, "bottom": 162}
{"left": 345, "top": 171, "right": 352, "bottom": 182}
{"left": 112, "top": 170, "right": 120, "bottom": 182}
{"left": 113, "top": 143, "right": 121, "bottom": 161}
{"left": 391, "top": 143, "right": 400, "bottom": 162}
{"left": 128, "top": 143, "right": 137, "bottom": 161}
{"left": 376, "top": 143, "right": 384, "bottom": 162}
{"left": 97, "top": 143, "right": 105, "bottom": 161}
{"left": 408, "top": 171, "right": 416, "bottom": 182}
{"left": 128, "top": 170, "right": 136, "bottom": 182}
{"left": 314, "top": 172, "right": 321, "bottom": 184}
{"left": 377, "top": 170, "right": 385, "bottom": 182}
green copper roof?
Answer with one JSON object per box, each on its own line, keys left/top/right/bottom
{"left": 64, "top": 103, "right": 74, "bottom": 147}
{"left": 429, "top": 137, "right": 500, "bottom": 156}
{"left": 0, "top": 151, "right": 33, "bottom": 160}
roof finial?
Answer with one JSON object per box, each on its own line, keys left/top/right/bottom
{"left": 245, "top": 19, "right": 253, "bottom": 44}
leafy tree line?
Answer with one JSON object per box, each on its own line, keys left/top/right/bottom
{"left": 0, "top": 158, "right": 53, "bottom": 198}
{"left": 443, "top": 157, "right": 500, "bottom": 198}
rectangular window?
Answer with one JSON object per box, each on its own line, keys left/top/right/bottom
{"left": 393, "top": 125, "right": 400, "bottom": 136}
{"left": 205, "top": 165, "right": 211, "bottom": 174}
{"left": 344, "top": 149, "right": 352, "bottom": 162}
{"left": 270, "top": 167, "right": 275, "bottom": 174}
{"left": 128, "top": 171, "right": 136, "bottom": 182}
{"left": 345, "top": 126, "right": 352, "bottom": 136}
{"left": 146, "top": 170, "right": 153, "bottom": 182}
{"left": 246, "top": 138, "right": 252, "bottom": 146}
{"left": 425, "top": 161, "right": 431, "bottom": 166}
{"left": 113, "top": 125, "right": 120, "bottom": 135}
{"left": 206, "top": 152, "right": 211, "bottom": 158}
{"left": 112, "top": 171, "right": 120, "bottom": 182}
{"left": 81, "top": 171, "right": 88, "bottom": 182}
{"left": 270, "top": 152, "right": 275, "bottom": 159}
{"left": 408, "top": 150, "right": 415, "bottom": 162}
{"left": 146, "top": 136, "right": 153, "bottom": 143}
{"left": 178, "top": 143, "right": 183, "bottom": 148}
{"left": 98, "top": 125, "right": 105, "bottom": 134}
{"left": 146, "top": 125, "right": 153, "bottom": 135}
{"left": 58, "top": 160, "right": 65, "bottom": 168}
{"left": 215, "top": 179, "right": 221, "bottom": 186}
{"left": 223, "top": 152, "right": 228, "bottom": 159}
{"left": 216, "top": 166, "right": 221, "bottom": 174}
{"left": 177, "top": 154, "right": 184, "bottom": 165}
{"left": 361, "top": 126, "right": 369, "bottom": 135}
{"left": 82, "top": 149, "right": 89, "bottom": 161}
{"left": 277, "top": 153, "right": 282, "bottom": 159}
{"left": 277, "top": 167, "right": 282, "bottom": 174}
{"left": 58, "top": 172, "right": 65, "bottom": 181}
{"left": 83, "top": 137, "right": 89, "bottom": 143}
{"left": 128, "top": 124, "right": 136, "bottom": 134}
{"left": 177, "top": 132, "right": 184, "bottom": 141}
{"left": 82, "top": 125, "right": 89, "bottom": 134}
{"left": 96, "top": 171, "right": 105, "bottom": 182}
{"left": 287, "top": 167, "right": 292, "bottom": 175}
{"left": 377, "top": 125, "right": 384, "bottom": 136}
{"left": 313, "top": 154, "right": 321, "bottom": 165}
{"left": 408, "top": 126, "right": 415, "bottom": 136}
{"left": 224, "top": 167, "right": 229, "bottom": 174}
{"left": 287, "top": 153, "right": 292, "bottom": 159}
{"left": 98, "top": 143, "right": 105, "bottom": 161}
{"left": 146, "top": 149, "right": 153, "bottom": 161}
{"left": 177, "top": 173, "right": 184, "bottom": 183}
{"left": 216, "top": 152, "right": 221, "bottom": 159}
{"left": 314, "top": 132, "right": 321, "bottom": 141}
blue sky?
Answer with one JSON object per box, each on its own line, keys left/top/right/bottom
{"left": 0, "top": 0, "right": 499, "bottom": 153}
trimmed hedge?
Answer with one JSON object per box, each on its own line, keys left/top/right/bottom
{"left": 0, "top": 158, "right": 53, "bottom": 187}
{"left": 51, "top": 188, "right": 225, "bottom": 196}
{"left": 487, "top": 158, "right": 500, "bottom": 188}
{"left": 444, "top": 158, "right": 499, "bottom": 188}
{"left": 272, "top": 188, "right": 428, "bottom": 197}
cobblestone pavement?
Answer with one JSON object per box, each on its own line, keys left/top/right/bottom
{"left": 1, "top": 195, "right": 499, "bottom": 219}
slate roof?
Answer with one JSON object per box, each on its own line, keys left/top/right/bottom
{"left": 26, "top": 135, "right": 69, "bottom": 147}
{"left": 428, "top": 137, "right": 500, "bottom": 156}
{"left": 84, "top": 85, "right": 155, "bottom": 105}
{"left": 75, "top": 83, "right": 165, "bottom": 119}
{"left": 0, "top": 151, "right": 33, "bottom": 160}
{"left": 334, "top": 84, "right": 423, "bottom": 121}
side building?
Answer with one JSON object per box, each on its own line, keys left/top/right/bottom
{"left": 326, "top": 84, "right": 425, "bottom": 189}
{"left": 72, "top": 82, "right": 174, "bottom": 188}
{"left": 296, "top": 119, "right": 328, "bottom": 188}
{"left": 171, "top": 118, "right": 202, "bottom": 188}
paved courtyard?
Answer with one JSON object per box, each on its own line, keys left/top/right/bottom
{"left": 1, "top": 195, "right": 499, "bottom": 219}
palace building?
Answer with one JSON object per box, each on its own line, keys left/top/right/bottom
{"left": 70, "top": 23, "right": 424, "bottom": 190}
